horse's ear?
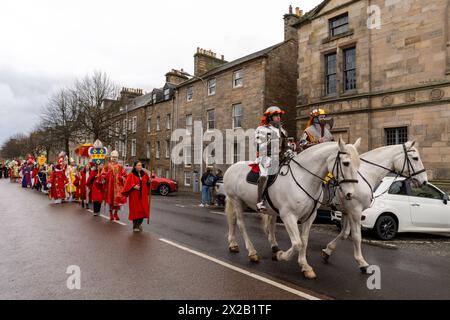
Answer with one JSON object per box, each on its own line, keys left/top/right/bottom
{"left": 409, "top": 140, "right": 416, "bottom": 148}
{"left": 338, "top": 136, "right": 346, "bottom": 151}
{"left": 354, "top": 138, "right": 361, "bottom": 151}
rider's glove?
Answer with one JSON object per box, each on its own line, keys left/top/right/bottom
{"left": 284, "top": 149, "right": 295, "bottom": 159}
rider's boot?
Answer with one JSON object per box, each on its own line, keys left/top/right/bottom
{"left": 256, "top": 175, "right": 268, "bottom": 212}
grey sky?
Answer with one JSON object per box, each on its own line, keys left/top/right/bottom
{"left": 0, "top": 0, "right": 322, "bottom": 145}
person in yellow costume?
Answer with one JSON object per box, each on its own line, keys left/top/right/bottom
{"left": 66, "top": 158, "right": 78, "bottom": 202}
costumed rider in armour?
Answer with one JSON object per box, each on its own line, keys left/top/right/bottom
{"left": 254, "top": 106, "right": 293, "bottom": 212}
{"left": 299, "top": 108, "right": 334, "bottom": 150}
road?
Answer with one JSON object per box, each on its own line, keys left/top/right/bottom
{"left": 1, "top": 179, "right": 449, "bottom": 300}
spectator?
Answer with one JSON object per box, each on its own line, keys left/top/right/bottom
{"left": 200, "top": 168, "right": 215, "bottom": 207}
{"left": 213, "top": 169, "right": 225, "bottom": 207}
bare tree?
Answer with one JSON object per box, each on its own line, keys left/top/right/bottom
{"left": 0, "top": 133, "right": 29, "bottom": 159}
{"left": 41, "top": 88, "right": 80, "bottom": 156}
{"left": 75, "top": 71, "right": 120, "bottom": 145}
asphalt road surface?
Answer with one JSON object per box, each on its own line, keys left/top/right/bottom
{"left": 1, "top": 179, "right": 449, "bottom": 300}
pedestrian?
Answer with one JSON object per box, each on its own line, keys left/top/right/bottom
{"left": 48, "top": 154, "right": 68, "bottom": 204}
{"left": 199, "top": 168, "right": 215, "bottom": 207}
{"left": 213, "top": 169, "right": 225, "bottom": 207}
{"left": 121, "top": 161, "right": 151, "bottom": 232}
{"left": 104, "top": 150, "right": 127, "bottom": 221}
{"left": 86, "top": 163, "right": 106, "bottom": 216}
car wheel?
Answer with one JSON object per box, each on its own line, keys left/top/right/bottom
{"left": 374, "top": 214, "right": 398, "bottom": 240}
{"left": 158, "top": 184, "right": 170, "bottom": 196}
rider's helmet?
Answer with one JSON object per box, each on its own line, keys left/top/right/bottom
{"left": 307, "top": 108, "right": 331, "bottom": 127}
{"left": 260, "top": 106, "right": 285, "bottom": 126}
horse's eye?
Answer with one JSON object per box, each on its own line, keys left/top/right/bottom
{"left": 343, "top": 161, "right": 350, "bottom": 167}
{"left": 413, "top": 157, "right": 419, "bottom": 161}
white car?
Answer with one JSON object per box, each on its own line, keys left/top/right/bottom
{"left": 331, "top": 176, "right": 450, "bottom": 240}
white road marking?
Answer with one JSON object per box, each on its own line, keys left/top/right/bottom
{"left": 175, "top": 204, "right": 187, "bottom": 208}
{"left": 210, "top": 211, "right": 225, "bottom": 216}
{"left": 159, "top": 238, "right": 322, "bottom": 300}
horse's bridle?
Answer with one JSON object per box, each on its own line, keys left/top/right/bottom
{"left": 358, "top": 143, "right": 426, "bottom": 200}
{"left": 330, "top": 151, "right": 359, "bottom": 186}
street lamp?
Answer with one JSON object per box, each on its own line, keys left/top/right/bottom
{"left": 179, "top": 71, "right": 208, "bottom": 188}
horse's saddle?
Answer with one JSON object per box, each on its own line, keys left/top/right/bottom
{"left": 246, "top": 170, "right": 277, "bottom": 188}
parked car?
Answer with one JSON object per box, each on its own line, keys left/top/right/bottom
{"left": 331, "top": 177, "right": 450, "bottom": 240}
{"left": 125, "top": 167, "right": 177, "bottom": 196}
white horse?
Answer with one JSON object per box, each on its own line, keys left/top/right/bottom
{"left": 321, "top": 141, "right": 428, "bottom": 272}
{"left": 224, "top": 139, "right": 361, "bottom": 279}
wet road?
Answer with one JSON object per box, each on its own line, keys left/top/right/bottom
{"left": 1, "top": 180, "right": 449, "bottom": 299}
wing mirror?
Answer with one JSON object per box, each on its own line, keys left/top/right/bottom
{"left": 443, "top": 194, "right": 449, "bottom": 205}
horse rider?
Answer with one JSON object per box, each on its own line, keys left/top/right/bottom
{"left": 299, "top": 108, "right": 334, "bottom": 150}
{"left": 255, "top": 106, "right": 292, "bottom": 212}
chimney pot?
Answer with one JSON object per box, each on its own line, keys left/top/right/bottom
{"left": 289, "top": 5, "right": 293, "bottom": 14}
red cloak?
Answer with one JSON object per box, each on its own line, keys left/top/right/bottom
{"left": 87, "top": 170, "right": 106, "bottom": 203}
{"left": 48, "top": 169, "right": 68, "bottom": 200}
{"left": 104, "top": 162, "right": 127, "bottom": 208}
{"left": 121, "top": 171, "right": 151, "bottom": 221}
{"left": 74, "top": 170, "right": 88, "bottom": 200}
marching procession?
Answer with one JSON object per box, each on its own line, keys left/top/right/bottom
{"left": 1, "top": 140, "right": 151, "bottom": 233}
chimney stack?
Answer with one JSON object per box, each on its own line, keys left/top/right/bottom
{"left": 284, "top": 5, "right": 303, "bottom": 41}
{"left": 194, "top": 47, "right": 227, "bottom": 76}
{"left": 165, "top": 69, "right": 189, "bottom": 85}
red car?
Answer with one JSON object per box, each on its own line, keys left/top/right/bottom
{"left": 150, "top": 174, "right": 178, "bottom": 196}
{"left": 125, "top": 167, "right": 177, "bottom": 196}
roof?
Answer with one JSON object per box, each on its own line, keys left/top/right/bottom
{"left": 178, "top": 40, "right": 294, "bottom": 87}
{"left": 291, "top": 0, "right": 331, "bottom": 28}
{"left": 126, "top": 92, "right": 153, "bottom": 112}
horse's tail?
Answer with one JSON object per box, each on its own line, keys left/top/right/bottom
{"left": 225, "top": 197, "right": 236, "bottom": 229}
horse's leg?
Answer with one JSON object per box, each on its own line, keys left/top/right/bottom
{"left": 274, "top": 212, "right": 302, "bottom": 264}
{"left": 234, "top": 199, "right": 259, "bottom": 262}
{"left": 322, "top": 213, "right": 351, "bottom": 261}
{"left": 298, "top": 212, "right": 317, "bottom": 279}
{"left": 263, "top": 215, "right": 280, "bottom": 254}
{"left": 348, "top": 210, "right": 370, "bottom": 273}
{"left": 226, "top": 197, "right": 239, "bottom": 253}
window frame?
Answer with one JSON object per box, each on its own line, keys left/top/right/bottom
{"left": 165, "top": 139, "right": 170, "bottom": 158}
{"left": 207, "top": 78, "right": 216, "bottom": 96}
{"left": 186, "top": 86, "right": 193, "bottom": 102}
{"left": 147, "top": 117, "right": 151, "bottom": 133}
{"left": 166, "top": 113, "right": 171, "bottom": 130}
{"left": 131, "top": 139, "right": 137, "bottom": 157}
{"left": 156, "top": 141, "right": 160, "bottom": 159}
{"left": 232, "top": 103, "right": 242, "bottom": 129}
{"left": 233, "top": 70, "right": 243, "bottom": 88}
{"left": 132, "top": 116, "right": 137, "bottom": 133}
{"left": 343, "top": 47, "right": 356, "bottom": 91}
{"left": 186, "top": 114, "right": 193, "bottom": 135}
{"left": 385, "top": 127, "right": 408, "bottom": 146}
{"left": 156, "top": 116, "right": 161, "bottom": 131}
{"left": 207, "top": 109, "right": 215, "bottom": 131}
{"left": 329, "top": 13, "right": 349, "bottom": 37}
{"left": 164, "top": 88, "right": 170, "bottom": 100}
{"left": 184, "top": 172, "right": 191, "bottom": 186}
{"left": 325, "top": 52, "right": 337, "bottom": 95}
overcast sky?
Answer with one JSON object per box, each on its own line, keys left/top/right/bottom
{"left": 0, "top": 0, "right": 322, "bottom": 145}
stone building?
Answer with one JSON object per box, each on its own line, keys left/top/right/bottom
{"left": 289, "top": 0, "right": 450, "bottom": 184}
{"left": 173, "top": 40, "right": 298, "bottom": 191}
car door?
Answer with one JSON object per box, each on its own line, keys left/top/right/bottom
{"left": 408, "top": 183, "right": 450, "bottom": 229}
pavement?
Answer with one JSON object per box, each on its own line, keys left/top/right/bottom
{"left": 1, "top": 179, "right": 450, "bottom": 300}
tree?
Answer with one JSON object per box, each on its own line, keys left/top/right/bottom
{"left": 75, "top": 71, "right": 120, "bottom": 145}
{"left": 0, "top": 133, "right": 28, "bottom": 159}
{"left": 40, "top": 88, "right": 81, "bottom": 156}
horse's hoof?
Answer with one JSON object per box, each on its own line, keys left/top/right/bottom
{"left": 271, "top": 246, "right": 280, "bottom": 254}
{"left": 249, "top": 254, "right": 260, "bottom": 263}
{"left": 360, "top": 266, "right": 368, "bottom": 274}
{"left": 229, "top": 246, "right": 240, "bottom": 253}
{"left": 321, "top": 250, "right": 330, "bottom": 263}
{"left": 303, "top": 270, "right": 317, "bottom": 280}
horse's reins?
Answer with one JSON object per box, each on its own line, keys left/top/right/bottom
{"left": 276, "top": 150, "right": 358, "bottom": 223}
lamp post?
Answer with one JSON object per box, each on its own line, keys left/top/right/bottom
{"left": 180, "top": 71, "right": 207, "bottom": 190}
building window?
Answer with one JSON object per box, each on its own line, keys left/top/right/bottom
{"left": 164, "top": 88, "right": 170, "bottom": 100}
{"left": 187, "top": 86, "right": 193, "bottom": 101}
{"left": 344, "top": 47, "right": 356, "bottom": 91}
{"left": 157, "top": 168, "right": 162, "bottom": 177}
{"left": 146, "top": 142, "right": 151, "bottom": 159}
{"left": 166, "top": 113, "right": 171, "bottom": 130}
{"left": 232, "top": 103, "right": 242, "bottom": 128}
{"left": 115, "top": 121, "right": 120, "bottom": 136}
{"left": 156, "top": 116, "right": 160, "bottom": 131}
{"left": 128, "top": 118, "right": 132, "bottom": 131}
{"left": 165, "top": 170, "right": 170, "bottom": 179}
{"left": 385, "top": 127, "right": 408, "bottom": 146}
{"left": 131, "top": 139, "right": 136, "bottom": 157}
{"left": 147, "top": 117, "right": 151, "bottom": 133}
{"left": 152, "top": 93, "right": 157, "bottom": 103}
{"left": 184, "top": 145, "right": 192, "bottom": 166}
{"left": 207, "top": 78, "right": 216, "bottom": 96}
{"left": 329, "top": 13, "right": 349, "bottom": 37}
{"left": 207, "top": 109, "right": 215, "bottom": 130}
{"left": 156, "top": 141, "right": 160, "bottom": 159}
{"left": 184, "top": 172, "right": 191, "bottom": 186}
{"left": 123, "top": 119, "right": 127, "bottom": 135}
{"left": 132, "top": 116, "right": 137, "bottom": 133}
{"left": 186, "top": 114, "right": 193, "bottom": 135}
{"left": 233, "top": 70, "right": 243, "bottom": 88}
{"left": 325, "top": 53, "right": 337, "bottom": 95}
{"left": 165, "top": 140, "right": 170, "bottom": 158}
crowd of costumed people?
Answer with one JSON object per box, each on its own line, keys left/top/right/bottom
{"left": 0, "top": 140, "right": 152, "bottom": 233}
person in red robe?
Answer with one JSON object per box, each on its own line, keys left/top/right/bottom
{"left": 74, "top": 164, "right": 90, "bottom": 209}
{"left": 86, "top": 164, "right": 106, "bottom": 216}
{"left": 104, "top": 150, "right": 127, "bottom": 221}
{"left": 121, "top": 161, "right": 151, "bottom": 232}
{"left": 48, "top": 164, "right": 68, "bottom": 204}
